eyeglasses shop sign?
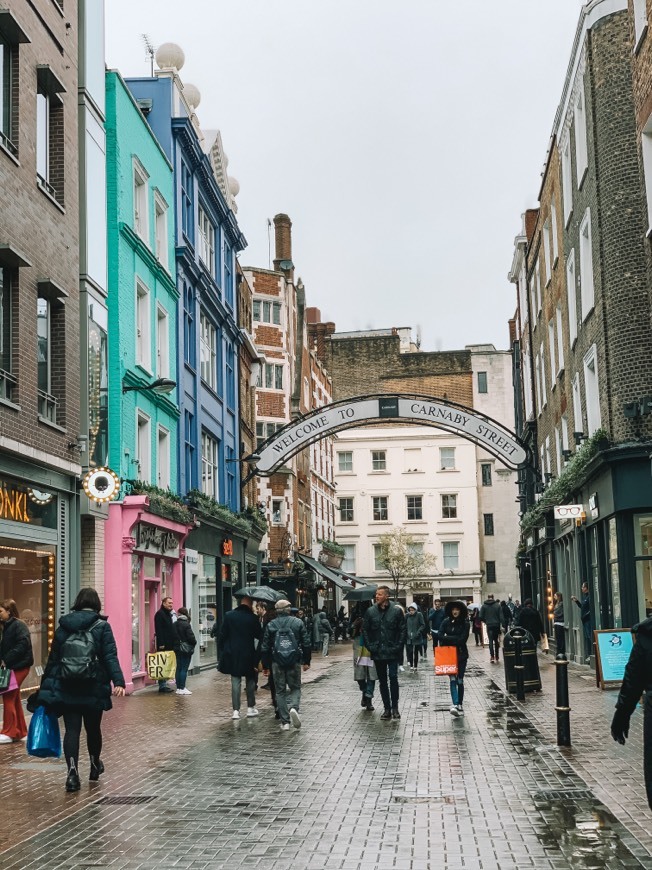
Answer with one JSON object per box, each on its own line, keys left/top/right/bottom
{"left": 136, "top": 524, "right": 180, "bottom": 557}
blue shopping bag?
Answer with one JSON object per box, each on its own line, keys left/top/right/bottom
{"left": 26, "top": 706, "right": 61, "bottom": 759}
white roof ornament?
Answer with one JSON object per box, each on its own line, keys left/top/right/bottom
{"left": 228, "top": 176, "right": 240, "bottom": 197}
{"left": 183, "top": 83, "right": 201, "bottom": 110}
{"left": 155, "top": 42, "right": 185, "bottom": 72}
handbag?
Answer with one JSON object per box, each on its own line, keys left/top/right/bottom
{"left": 146, "top": 650, "right": 177, "bottom": 680}
{"left": 179, "top": 641, "right": 194, "bottom": 655}
{"left": 541, "top": 634, "right": 550, "bottom": 652}
{"left": 0, "top": 665, "right": 11, "bottom": 691}
{"left": 0, "top": 668, "right": 18, "bottom": 695}
{"left": 434, "top": 645, "right": 458, "bottom": 676}
{"left": 26, "top": 705, "right": 61, "bottom": 758}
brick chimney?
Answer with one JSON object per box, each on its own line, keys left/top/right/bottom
{"left": 273, "top": 213, "right": 293, "bottom": 272}
{"left": 306, "top": 307, "right": 336, "bottom": 365}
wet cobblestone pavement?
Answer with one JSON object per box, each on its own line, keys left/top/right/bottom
{"left": 1, "top": 645, "right": 651, "bottom": 869}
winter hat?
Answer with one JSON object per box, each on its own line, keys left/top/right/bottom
{"left": 407, "top": 603, "right": 418, "bottom": 611}
{"left": 275, "top": 599, "right": 292, "bottom": 612}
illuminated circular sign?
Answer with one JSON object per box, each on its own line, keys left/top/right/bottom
{"left": 82, "top": 467, "right": 120, "bottom": 503}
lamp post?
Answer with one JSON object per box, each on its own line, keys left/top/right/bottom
{"left": 122, "top": 377, "right": 176, "bottom": 395}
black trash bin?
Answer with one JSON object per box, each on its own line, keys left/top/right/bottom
{"left": 503, "top": 627, "right": 542, "bottom": 693}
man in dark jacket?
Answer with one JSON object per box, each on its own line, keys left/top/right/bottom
{"left": 428, "top": 599, "right": 446, "bottom": 644}
{"left": 571, "top": 581, "right": 592, "bottom": 662}
{"left": 480, "top": 594, "right": 503, "bottom": 663}
{"left": 261, "top": 600, "right": 311, "bottom": 731}
{"left": 611, "top": 617, "right": 652, "bottom": 810}
{"left": 362, "top": 586, "right": 406, "bottom": 720}
{"left": 218, "top": 595, "right": 263, "bottom": 719}
{"left": 516, "top": 599, "right": 545, "bottom": 644}
{"left": 154, "top": 597, "right": 176, "bottom": 693}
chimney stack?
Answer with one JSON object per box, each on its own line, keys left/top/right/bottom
{"left": 273, "top": 214, "right": 293, "bottom": 273}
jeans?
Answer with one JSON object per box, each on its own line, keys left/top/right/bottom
{"left": 322, "top": 634, "right": 330, "bottom": 656}
{"left": 272, "top": 662, "right": 302, "bottom": 724}
{"left": 583, "top": 621, "right": 592, "bottom": 658}
{"left": 487, "top": 627, "right": 501, "bottom": 659}
{"left": 357, "top": 678, "right": 375, "bottom": 699}
{"left": 231, "top": 674, "right": 257, "bottom": 711}
{"left": 175, "top": 653, "right": 192, "bottom": 690}
{"left": 62, "top": 707, "right": 103, "bottom": 770}
{"left": 449, "top": 658, "right": 467, "bottom": 706}
{"left": 374, "top": 659, "right": 399, "bottom": 711}
{"left": 406, "top": 645, "right": 420, "bottom": 667}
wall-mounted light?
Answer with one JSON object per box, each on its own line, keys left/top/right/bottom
{"left": 573, "top": 431, "right": 587, "bottom": 444}
{"left": 122, "top": 377, "right": 176, "bottom": 395}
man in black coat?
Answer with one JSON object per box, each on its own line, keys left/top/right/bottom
{"left": 611, "top": 616, "right": 652, "bottom": 810}
{"left": 154, "top": 597, "right": 176, "bottom": 693}
{"left": 571, "top": 581, "right": 593, "bottom": 662}
{"left": 362, "top": 586, "right": 406, "bottom": 721}
{"left": 218, "top": 595, "right": 263, "bottom": 720}
{"left": 516, "top": 599, "right": 545, "bottom": 644}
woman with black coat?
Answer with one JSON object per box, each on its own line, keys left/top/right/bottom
{"left": 173, "top": 607, "right": 197, "bottom": 695}
{"left": 438, "top": 600, "right": 470, "bottom": 718}
{"left": 0, "top": 599, "right": 34, "bottom": 743}
{"left": 553, "top": 593, "right": 565, "bottom": 654}
{"left": 38, "top": 588, "right": 125, "bottom": 792}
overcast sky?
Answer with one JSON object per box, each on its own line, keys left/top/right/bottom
{"left": 106, "top": 0, "right": 584, "bottom": 352}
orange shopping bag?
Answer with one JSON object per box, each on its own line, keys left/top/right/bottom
{"left": 434, "top": 645, "right": 458, "bottom": 676}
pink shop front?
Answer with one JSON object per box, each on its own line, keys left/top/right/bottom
{"left": 104, "top": 496, "right": 192, "bottom": 691}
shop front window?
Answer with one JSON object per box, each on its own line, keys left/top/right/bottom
{"left": 608, "top": 518, "right": 621, "bottom": 628}
{"left": 131, "top": 555, "right": 141, "bottom": 672}
{"left": 588, "top": 527, "right": 601, "bottom": 629}
{"left": 198, "top": 554, "right": 217, "bottom": 666}
{"left": 634, "top": 515, "right": 652, "bottom": 620}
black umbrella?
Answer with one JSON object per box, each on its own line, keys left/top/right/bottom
{"left": 233, "top": 587, "right": 259, "bottom": 599}
{"left": 344, "top": 584, "right": 378, "bottom": 602}
{"left": 234, "top": 586, "right": 285, "bottom": 604}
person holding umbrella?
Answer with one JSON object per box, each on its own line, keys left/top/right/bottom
{"left": 218, "top": 594, "right": 263, "bottom": 719}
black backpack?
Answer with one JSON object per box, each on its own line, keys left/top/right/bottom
{"left": 59, "top": 619, "right": 103, "bottom": 683}
{"left": 272, "top": 619, "right": 300, "bottom": 668}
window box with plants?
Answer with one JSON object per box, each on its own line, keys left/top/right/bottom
{"left": 318, "top": 539, "right": 345, "bottom": 568}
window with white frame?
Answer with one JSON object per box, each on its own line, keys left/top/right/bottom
{"left": 372, "top": 450, "right": 386, "bottom": 471}
{"left": 272, "top": 499, "right": 283, "bottom": 525}
{"left": 341, "top": 544, "right": 356, "bottom": 574}
{"left": 529, "top": 276, "right": 537, "bottom": 327}
{"left": 642, "top": 114, "right": 652, "bottom": 233}
{"left": 545, "top": 436, "right": 551, "bottom": 477}
{"left": 372, "top": 496, "right": 388, "bottom": 521}
{"left": 133, "top": 160, "right": 149, "bottom": 243}
{"left": 561, "top": 414, "right": 569, "bottom": 451}
{"left": 572, "top": 373, "right": 583, "bottom": 437}
{"left": 523, "top": 349, "right": 533, "bottom": 419}
{"left": 542, "top": 221, "right": 551, "bottom": 284}
{"left": 574, "top": 83, "right": 588, "bottom": 184}
{"left": 440, "top": 447, "right": 455, "bottom": 470}
{"left": 338, "top": 451, "right": 353, "bottom": 472}
{"left": 551, "top": 196, "right": 559, "bottom": 262}
{"left": 404, "top": 448, "right": 421, "bottom": 472}
{"left": 256, "top": 421, "right": 283, "bottom": 450}
{"left": 519, "top": 263, "right": 528, "bottom": 327}
{"left": 0, "top": 34, "right": 17, "bottom": 154}
{"left": 540, "top": 346, "right": 547, "bottom": 406}
{"left": 253, "top": 299, "right": 282, "bottom": 325}
{"left": 406, "top": 495, "right": 423, "bottom": 521}
{"left": 197, "top": 206, "right": 215, "bottom": 275}
{"left": 535, "top": 262, "right": 541, "bottom": 313}
{"left": 583, "top": 345, "right": 601, "bottom": 435}
{"left": 338, "top": 497, "right": 354, "bottom": 523}
{"left": 408, "top": 542, "right": 424, "bottom": 558}
{"left": 136, "top": 280, "right": 150, "bottom": 369}
{"left": 556, "top": 305, "right": 564, "bottom": 374}
{"left": 534, "top": 353, "right": 542, "bottom": 416}
{"left": 201, "top": 430, "right": 219, "bottom": 499}
{"left": 579, "top": 209, "right": 595, "bottom": 320}
{"left": 477, "top": 371, "right": 488, "bottom": 393}
{"left": 156, "top": 305, "right": 169, "bottom": 379}
{"left": 259, "top": 362, "right": 283, "bottom": 390}
{"left": 548, "top": 320, "right": 556, "bottom": 389}
{"left": 441, "top": 493, "right": 457, "bottom": 519}
{"left": 566, "top": 249, "right": 577, "bottom": 345}
{"left": 157, "top": 425, "right": 170, "bottom": 489}
{"left": 561, "top": 138, "right": 573, "bottom": 225}
{"left": 154, "top": 194, "right": 168, "bottom": 269}
{"left": 137, "top": 411, "right": 151, "bottom": 482}
{"left": 373, "top": 543, "right": 385, "bottom": 572}
{"left": 634, "top": 0, "right": 648, "bottom": 46}
{"left": 554, "top": 426, "right": 562, "bottom": 475}
{"left": 200, "top": 314, "right": 217, "bottom": 390}
{"left": 481, "top": 463, "right": 492, "bottom": 486}
{"left": 442, "top": 541, "right": 459, "bottom": 570}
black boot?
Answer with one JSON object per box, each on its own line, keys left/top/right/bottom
{"left": 364, "top": 697, "right": 375, "bottom": 711}
{"left": 65, "top": 761, "right": 80, "bottom": 792}
{"left": 89, "top": 756, "right": 104, "bottom": 782}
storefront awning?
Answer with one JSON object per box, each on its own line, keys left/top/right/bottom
{"left": 300, "top": 554, "right": 354, "bottom": 590}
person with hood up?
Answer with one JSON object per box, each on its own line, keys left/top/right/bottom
{"left": 173, "top": 607, "right": 197, "bottom": 695}
{"left": 405, "top": 603, "right": 426, "bottom": 671}
{"left": 480, "top": 594, "right": 503, "bottom": 663}
{"left": 516, "top": 599, "right": 546, "bottom": 648}
{"left": 438, "top": 600, "right": 470, "bottom": 717}
{"left": 611, "top": 615, "right": 652, "bottom": 810}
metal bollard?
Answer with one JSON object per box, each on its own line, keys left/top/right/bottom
{"left": 554, "top": 653, "right": 571, "bottom": 746}
{"left": 513, "top": 631, "right": 526, "bottom": 701}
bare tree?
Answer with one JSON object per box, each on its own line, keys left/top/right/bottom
{"left": 376, "top": 527, "right": 436, "bottom": 601}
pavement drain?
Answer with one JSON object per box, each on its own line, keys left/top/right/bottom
{"left": 532, "top": 788, "right": 595, "bottom": 801}
{"left": 392, "top": 792, "right": 467, "bottom": 804}
{"left": 94, "top": 796, "right": 156, "bottom": 806}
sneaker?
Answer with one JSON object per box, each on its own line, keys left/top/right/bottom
{"left": 391, "top": 709, "right": 401, "bottom": 720}
{"left": 489, "top": 657, "right": 495, "bottom": 664}
{"left": 398, "top": 665, "right": 405, "bottom": 673}
{"left": 0, "top": 734, "right": 13, "bottom": 744}
{"left": 289, "top": 708, "right": 301, "bottom": 729}
{"left": 280, "top": 723, "right": 290, "bottom": 731}
{"left": 231, "top": 710, "right": 240, "bottom": 720}
{"left": 457, "top": 705, "right": 465, "bottom": 717}
{"left": 450, "top": 705, "right": 460, "bottom": 718}
{"left": 158, "top": 686, "right": 174, "bottom": 693}
{"left": 380, "top": 709, "right": 392, "bottom": 720}
{"left": 246, "top": 707, "right": 259, "bottom": 717}
{"left": 175, "top": 689, "right": 185, "bottom": 695}
{"left": 182, "top": 688, "right": 192, "bottom": 695}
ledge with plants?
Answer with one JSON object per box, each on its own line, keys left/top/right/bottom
{"left": 186, "top": 490, "right": 253, "bottom": 536}
{"left": 318, "top": 539, "right": 345, "bottom": 557}
{"left": 125, "top": 481, "right": 193, "bottom": 525}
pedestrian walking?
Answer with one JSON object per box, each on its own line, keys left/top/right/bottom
{"left": 516, "top": 599, "right": 546, "bottom": 649}
{"left": 405, "top": 603, "right": 426, "bottom": 670}
{"left": 313, "top": 607, "right": 333, "bottom": 656}
{"left": 571, "top": 581, "right": 593, "bottom": 662}
{"left": 261, "top": 599, "right": 311, "bottom": 731}
{"left": 218, "top": 595, "right": 263, "bottom": 719}
{"left": 438, "top": 600, "right": 470, "bottom": 717}
{"left": 428, "top": 599, "right": 446, "bottom": 645}
{"left": 351, "top": 613, "right": 376, "bottom": 711}
{"left": 480, "top": 594, "right": 503, "bottom": 663}
{"left": 552, "top": 593, "right": 565, "bottom": 655}
{"left": 37, "top": 587, "right": 125, "bottom": 792}
{"left": 362, "top": 585, "right": 406, "bottom": 720}
{"left": 501, "top": 600, "right": 512, "bottom": 633}
{"left": 154, "top": 596, "right": 176, "bottom": 693}
{"left": 610, "top": 615, "right": 652, "bottom": 810}
{"left": 470, "top": 607, "right": 483, "bottom": 647}
{"left": 0, "top": 599, "right": 34, "bottom": 744}
{"left": 173, "top": 607, "right": 197, "bottom": 695}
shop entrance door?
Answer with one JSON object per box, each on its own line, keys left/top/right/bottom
{"left": 145, "top": 579, "right": 159, "bottom": 654}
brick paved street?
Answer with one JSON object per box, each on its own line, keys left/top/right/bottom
{"left": 1, "top": 643, "right": 651, "bottom": 870}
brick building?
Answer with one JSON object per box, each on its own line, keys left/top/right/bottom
{"left": 510, "top": 0, "right": 652, "bottom": 662}
{"left": 0, "top": 1, "right": 80, "bottom": 688}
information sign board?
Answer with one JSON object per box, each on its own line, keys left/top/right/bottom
{"left": 594, "top": 628, "right": 634, "bottom": 690}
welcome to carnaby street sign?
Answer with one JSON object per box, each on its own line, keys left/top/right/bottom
{"left": 247, "top": 394, "right": 529, "bottom": 478}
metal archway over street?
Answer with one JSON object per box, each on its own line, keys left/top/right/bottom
{"left": 247, "top": 394, "right": 529, "bottom": 478}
